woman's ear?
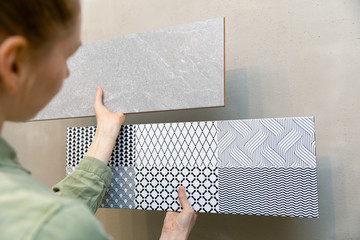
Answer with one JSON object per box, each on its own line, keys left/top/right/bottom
{"left": 0, "top": 36, "right": 28, "bottom": 93}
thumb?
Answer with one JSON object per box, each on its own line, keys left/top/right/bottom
{"left": 94, "top": 86, "right": 103, "bottom": 107}
{"left": 178, "top": 186, "right": 192, "bottom": 211}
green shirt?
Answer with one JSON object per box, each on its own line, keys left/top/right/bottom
{"left": 0, "top": 137, "right": 113, "bottom": 240}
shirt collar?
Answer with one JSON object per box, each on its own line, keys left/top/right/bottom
{"left": 0, "top": 137, "right": 31, "bottom": 174}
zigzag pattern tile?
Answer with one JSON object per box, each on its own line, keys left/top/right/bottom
{"left": 219, "top": 167, "right": 319, "bottom": 217}
{"left": 217, "top": 117, "right": 316, "bottom": 168}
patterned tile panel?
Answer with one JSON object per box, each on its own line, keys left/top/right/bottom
{"left": 66, "top": 117, "right": 318, "bottom": 217}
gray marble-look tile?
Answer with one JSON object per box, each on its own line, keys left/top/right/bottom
{"left": 33, "top": 17, "right": 224, "bottom": 120}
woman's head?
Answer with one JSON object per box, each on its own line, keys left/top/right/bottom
{"left": 0, "top": 0, "right": 81, "bottom": 121}
{"left": 0, "top": 0, "right": 80, "bottom": 49}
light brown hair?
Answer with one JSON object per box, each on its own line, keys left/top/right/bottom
{"left": 0, "top": 0, "right": 79, "bottom": 48}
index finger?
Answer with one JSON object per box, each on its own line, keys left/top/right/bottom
{"left": 178, "top": 186, "right": 193, "bottom": 211}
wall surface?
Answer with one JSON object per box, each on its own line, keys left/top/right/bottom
{"left": 3, "top": 0, "right": 360, "bottom": 239}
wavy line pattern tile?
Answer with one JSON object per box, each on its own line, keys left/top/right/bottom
{"left": 66, "top": 116, "right": 318, "bottom": 217}
{"left": 33, "top": 17, "right": 224, "bottom": 120}
{"left": 219, "top": 167, "right": 319, "bottom": 217}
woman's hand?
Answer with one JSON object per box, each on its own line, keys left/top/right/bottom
{"left": 85, "top": 86, "right": 125, "bottom": 164}
{"left": 160, "top": 186, "right": 198, "bottom": 240}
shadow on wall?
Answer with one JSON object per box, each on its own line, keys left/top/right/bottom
{"left": 125, "top": 68, "right": 260, "bottom": 125}
{"left": 316, "top": 156, "right": 336, "bottom": 239}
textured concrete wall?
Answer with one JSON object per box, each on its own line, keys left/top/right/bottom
{"left": 3, "top": 0, "right": 360, "bottom": 239}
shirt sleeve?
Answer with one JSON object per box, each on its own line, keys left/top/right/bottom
{"left": 34, "top": 203, "right": 113, "bottom": 240}
{"left": 52, "top": 156, "right": 112, "bottom": 213}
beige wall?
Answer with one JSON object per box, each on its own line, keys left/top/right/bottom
{"left": 3, "top": 0, "right": 360, "bottom": 239}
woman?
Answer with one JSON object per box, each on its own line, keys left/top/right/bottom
{"left": 0, "top": 1, "right": 197, "bottom": 239}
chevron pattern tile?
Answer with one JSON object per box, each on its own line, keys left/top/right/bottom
{"left": 66, "top": 116, "right": 318, "bottom": 217}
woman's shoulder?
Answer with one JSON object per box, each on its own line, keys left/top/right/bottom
{"left": 0, "top": 169, "right": 109, "bottom": 239}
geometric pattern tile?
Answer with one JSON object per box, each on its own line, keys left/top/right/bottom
{"left": 135, "top": 121, "right": 218, "bottom": 168}
{"left": 66, "top": 125, "right": 136, "bottom": 167}
{"left": 135, "top": 165, "right": 218, "bottom": 213}
{"left": 217, "top": 117, "right": 316, "bottom": 168}
{"left": 33, "top": 17, "right": 225, "bottom": 121}
{"left": 109, "top": 125, "right": 136, "bottom": 167}
{"left": 66, "top": 116, "right": 318, "bottom": 217}
{"left": 66, "top": 127, "right": 96, "bottom": 167}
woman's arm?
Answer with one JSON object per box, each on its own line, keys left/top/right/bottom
{"left": 52, "top": 86, "right": 125, "bottom": 213}
{"left": 85, "top": 86, "right": 125, "bottom": 164}
{"left": 52, "top": 87, "right": 197, "bottom": 239}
